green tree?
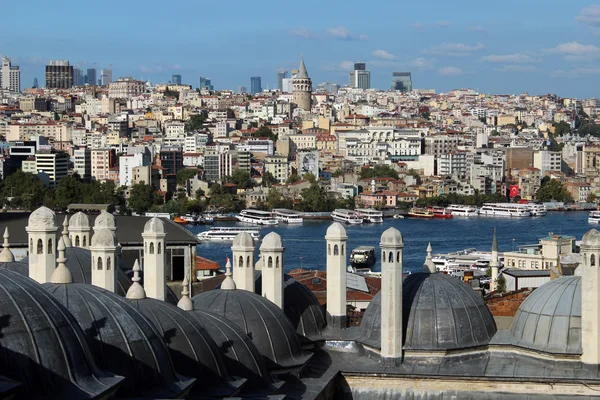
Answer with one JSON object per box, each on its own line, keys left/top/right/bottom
{"left": 490, "top": 130, "right": 499, "bottom": 136}
{"left": 0, "top": 170, "right": 46, "bottom": 210}
{"left": 496, "top": 275, "right": 507, "bottom": 293}
{"left": 261, "top": 171, "right": 277, "bottom": 187}
{"left": 536, "top": 179, "right": 572, "bottom": 202}
{"left": 359, "top": 164, "right": 399, "bottom": 180}
{"left": 265, "top": 188, "right": 293, "bottom": 210}
{"left": 253, "top": 126, "right": 278, "bottom": 142}
{"left": 54, "top": 176, "right": 83, "bottom": 210}
{"left": 164, "top": 87, "right": 180, "bottom": 100}
{"left": 185, "top": 113, "right": 207, "bottom": 132}
{"left": 286, "top": 172, "right": 300, "bottom": 184}
{"left": 587, "top": 192, "right": 597, "bottom": 203}
{"left": 228, "top": 168, "right": 253, "bottom": 189}
{"left": 303, "top": 172, "right": 317, "bottom": 183}
{"left": 420, "top": 111, "right": 430, "bottom": 120}
{"left": 332, "top": 169, "right": 344, "bottom": 178}
{"left": 176, "top": 168, "right": 198, "bottom": 185}
{"left": 128, "top": 182, "right": 159, "bottom": 214}
{"left": 553, "top": 121, "right": 571, "bottom": 136}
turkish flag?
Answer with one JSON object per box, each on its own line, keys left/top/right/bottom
{"left": 510, "top": 185, "right": 519, "bottom": 198}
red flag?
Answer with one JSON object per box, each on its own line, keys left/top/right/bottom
{"left": 510, "top": 185, "right": 519, "bottom": 198}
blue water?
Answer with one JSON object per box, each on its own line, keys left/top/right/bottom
{"left": 187, "top": 212, "right": 593, "bottom": 274}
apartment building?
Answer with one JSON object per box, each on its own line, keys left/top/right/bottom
{"left": 91, "top": 149, "right": 116, "bottom": 181}
{"left": 438, "top": 152, "right": 467, "bottom": 180}
{"left": 73, "top": 148, "right": 91, "bottom": 180}
{"left": 533, "top": 150, "right": 562, "bottom": 175}
{"left": 35, "top": 151, "right": 69, "bottom": 188}
{"left": 108, "top": 77, "right": 145, "bottom": 98}
{"left": 264, "top": 155, "right": 289, "bottom": 183}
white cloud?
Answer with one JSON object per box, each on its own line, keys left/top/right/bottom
{"left": 409, "top": 57, "right": 436, "bottom": 70}
{"left": 321, "top": 60, "right": 355, "bottom": 72}
{"left": 577, "top": 5, "right": 600, "bottom": 27}
{"left": 373, "top": 49, "right": 397, "bottom": 60}
{"left": 326, "top": 26, "right": 367, "bottom": 41}
{"left": 467, "top": 25, "right": 488, "bottom": 35}
{"left": 423, "top": 42, "right": 485, "bottom": 56}
{"left": 438, "top": 66, "right": 464, "bottom": 76}
{"left": 546, "top": 42, "right": 600, "bottom": 60}
{"left": 435, "top": 21, "right": 452, "bottom": 28}
{"left": 289, "top": 27, "right": 317, "bottom": 39}
{"left": 552, "top": 68, "right": 600, "bottom": 77}
{"left": 480, "top": 54, "right": 537, "bottom": 63}
{"left": 494, "top": 65, "right": 538, "bottom": 72}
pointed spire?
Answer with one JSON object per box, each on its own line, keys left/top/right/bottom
{"left": 221, "top": 258, "right": 236, "bottom": 290}
{"left": 177, "top": 276, "right": 194, "bottom": 311}
{"left": 492, "top": 227, "right": 498, "bottom": 252}
{"left": 423, "top": 242, "right": 436, "bottom": 273}
{"left": 126, "top": 259, "right": 146, "bottom": 299}
{"left": 51, "top": 237, "right": 73, "bottom": 284}
{"left": 0, "top": 227, "right": 15, "bottom": 262}
{"left": 62, "top": 216, "right": 72, "bottom": 248}
{"left": 296, "top": 56, "right": 309, "bottom": 79}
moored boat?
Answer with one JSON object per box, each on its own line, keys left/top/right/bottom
{"left": 428, "top": 206, "right": 453, "bottom": 219}
{"left": 589, "top": 210, "right": 600, "bottom": 224}
{"left": 174, "top": 216, "right": 188, "bottom": 224}
{"left": 479, "top": 203, "right": 531, "bottom": 217}
{"left": 355, "top": 208, "right": 384, "bottom": 223}
{"left": 447, "top": 204, "right": 479, "bottom": 217}
{"left": 272, "top": 208, "right": 303, "bottom": 224}
{"left": 408, "top": 207, "right": 434, "bottom": 218}
{"left": 331, "top": 209, "right": 363, "bottom": 224}
{"left": 349, "top": 246, "right": 376, "bottom": 272}
{"left": 236, "top": 209, "right": 278, "bottom": 225}
{"left": 197, "top": 227, "right": 261, "bottom": 242}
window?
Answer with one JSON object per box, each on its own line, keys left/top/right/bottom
{"left": 97, "top": 257, "right": 103, "bottom": 270}
{"left": 48, "top": 239, "right": 53, "bottom": 254}
{"left": 239, "top": 256, "right": 244, "bottom": 268}
{"left": 328, "top": 244, "right": 331, "bottom": 255}
{"left": 83, "top": 236, "right": 86, "bottom": 247}
{"left": 397, "top": 252, "right": 400, "bottom": 262}
{"left": 592, "top": 254, "right": 596, "bottom": 267}
{"left": 276, "top": 257, "right": 280, "bottom": 268}
{"left": 382, "top": 251, "right": 386, "bottom": 262}
{"left": 75, "top": 236, "right": 80, "bottom": 247}
{"left": 107, "top": 258, "right": 111, "bottom": 270}
{"left": 247, "top": 256, "right": 251, "bottom": 268}
{"left": 158, "top": 242, "right": 162, "bottom": 254}
{"left": 389, "top": 252, "right": 393, "bottom": 263}
{"left": 341, "top": 245, "right": 344, "bottom": 255}
{"left": 30, "top": 239, "right": 33, "bottom": 253}
{"left": 268, "top": 256, "right": 273, "bottom": 268}
{"left": 37, "top": 239, "right": 43, "bottom": 254}
{"left": 334, "top": 245, "right": 339, "bottom": 255}
{"left": 149, "top": 242, "right": 154, "bottom": 255}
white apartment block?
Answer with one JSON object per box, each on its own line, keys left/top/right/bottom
{"left": 164, "top": 120, "right": 185, "bottom": 137}
{"left": 1, "top": 57, "right": 20, "bottom": 92}
{"left": 425, "top": 135, "right": 461, "bottom": 158}
{"left": 533, "top": 150, "right": 562, "bottom": 175}
{"left": 91, "top": 149, "right": 113, "bottom": 181}
{"left": 438, "top": 152, "right": 468, "bottom": 180}
{"left": 264, "top": 155, "right": 289, "bottom": 183}
{"left": 183, "top": 153, "right": 204, "bottom": 167}
{"left": 237, "top": 139, "right": 274, "bottom": 156}
{"left": 119, "top": 153, "right": 148, "bottom": 187}
{"left": 73, "top": 148, "right": 91, "bottom": 180}
{"left": 108, "top": 77, "right": 145, "bottom": 98}
{"left": 337, "top": 127, "right": 421, "bottom": 164}
{"left": 35, "top": 152, "right": 69, "bottom": 188}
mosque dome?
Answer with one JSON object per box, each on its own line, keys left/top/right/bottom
{"left": 93, "top": 211, "right": 116, "bottom": 231}
{"left": 0, "top": 259, "right": 28, "bottom": 275}
{"left": 232, "top": 232, "right": 255, "bottom": 248}
{"left": 360, "top": 273, "right": 496, "bottom": 351}
{"left": 91, "top": 228, "right": 117, "bottom": 247}
{"left": 144, "top": 217, "right": 165, "bottom": 234}
{"left": 128, "top": 297, "right": 244, "bottom": 397}
{"left": 43, "top": 282, "right": 195, "bottom": 399}
{"left": 325, "top": 222, "right": 347, "bottom": 239}
{"left": 259, "top": 232, "right": 283, "bottom": 251}
{"left": 69, "top": 211, "right": 90, "bottom": 230}
{"left": 582, "top": 229, "right": 600, "bottom": 248}
{"left": 0, "top": 269, "right": 122, "bottom": 399}
{"left": 380, "top": 227, "right": 403, "bottom": 245}
{"left": 509, "top": 276, "right": 581, "bottom": 354}
{"left": 27, "top": 206, "right": 57, "bottom": 230}
{"left": 192, "top": 289, "right": 311, "bottom": 370}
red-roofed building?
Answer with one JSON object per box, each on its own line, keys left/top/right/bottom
{"left": 196, "top": 256, "right": 222, "bottom": 280}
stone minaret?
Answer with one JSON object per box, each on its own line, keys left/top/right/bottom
{"left": 0, "top": 228, "right": 15, "bottom": 263}
{"left": 380, "top": 227, "right": 404, "bottom": 361}
{"left": 259, "top": 232, "right": 284, "bottom": 308}
{"left": 423, "top": 242, "right": 436, "bottom": 273}
{"left": 126, "top": 260, "right": 146, "bottom": 300}
{"left": 325, "top": 222, "right": 348, "bottom": 329}
{"left": 90, "top": 227, "right": 118, "bottom": 293}
{"left": 292, "top": 57, "right": 312, "bottom": 112}
{"left": 61, "top": 216, "right": 72, "bottom": 248}
{"left": 232, "top": 232, "right": 255, "bottom": 292}
{"left": 69, "top": 212, "right": 91, "bottom": 248}
{"left": 27, "top": 206, "right": 59, "bottom": 284}
{"left": 51, "top": 237, "right": 74, "bottom": 284}
{"left": 221, "top": 259, "right": 237, "bottom": 290}
{"left": 581, "top": 229, "right": 600, "bottom": 364}
{"left": 142, "top": 217, "right": 167, "bottom": 301}
{"left": 490, "top": 228, "right": 500, "bottom": 291}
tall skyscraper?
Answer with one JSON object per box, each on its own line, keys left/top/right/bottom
{"left": 277, "top": 70, "right": 288, "bottom": 91}
{"left": 46, "top": 60, "right": 74, "bottom": 89}
{"left": 250, "top": 76, "right": 262, "bottom": 94}
{"left": 33, "top": 78, "right": 39, "bottom": 89}
{"left": 1, "top": 57, "right": 20, "bottom": 92}
{"left": 172, "top": 74, "right": 182, "bottom": 85}
{"left": 86, "top": 68, "right": 97, "bottom": 86}
{"left": 73, "top": 68, "right": 84, "bottom": 86}
{"left": 100, "top": 68, "right": 113, "bottom": 85}
{"left": 198, "top": 76, "right": 213, "bottom": 90}
{"left": 349, "top": 62, "right": 370, "bottom": 89}
{"left": 392, "top": 72, "right": 412, "bottom": 92}
{"left": 238, "top": 86, "right": 247, "bottom": 94}
{"left": 292, "top": 57, "right": 312, "bottom": 111}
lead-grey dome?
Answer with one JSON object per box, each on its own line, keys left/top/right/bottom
{"left": 0, "top": 269, "right": 122, "bottom": 399}
{"left": 509, "top": 276, "right": 581, "bottom": 354}
{"left": 192, "top": 289, "right": 311, "bottom": 370}
{"left": 27, "top": 206, "right": 57, "bottom": 230}
{"left": 69, "top": 211, "right": 90, "bottom": 229}
{"left": 43, "top": 282, "right": 195, "bottom": 399}
{"left": 360, "top": 273, "right": 496, "bottom": 350}
{"left": 0, "top": 259, "right": 28, "bottom": 275}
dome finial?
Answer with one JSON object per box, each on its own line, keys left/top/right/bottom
{"left": 126, "top": 259, "right": 146, "bottom": 299}
{"left": 0, "top": 227, "right": 15, "bottom": 262}
{"left": 62, "top": 216, "right": 72, "bottom": 248}
{"left": 177, "top": 275, "right": 194, "bottom": 311}
{"left": 423, "top": 242, "right": 436, "bottom": 273}
{"left": 51, "top": 237, "right": 73, "bottom": 284}
{"left": 221, "top": 258, "right": 236, "bottom": 290}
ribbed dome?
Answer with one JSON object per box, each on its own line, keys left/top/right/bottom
{"left": 144, "top": 217, "right": 165, "bottom": 234}
{"left": 0, "top": 269, "right": 122, "bottom": 399}
{"left": 325, "top": 222, "right": 347, "bottom": 240}
{"left": 43, "top": 283, "right": 195, "bottom": 399}
{"left": 510, "top": 276, "right": 581, "bottom": 354}
{"left": 582, "top": 229, "right": 600, "bottom": 247}
{"left": 233, "top": 232, "right": 255, "bottom": 249}
{"left": 0, "top": 260, "right": 28, "bottom": 275}
{"left": 93, "top": 211, "right": 116, "bottom": 231}
{"left": 128, "top": 297, "right": 244, "bottom": 397}
{"left": 27, "top": 206, "right": 57, "bottom": 230}
{"left": 69, "top": 211, "right": 90, "bottom": 229}
{"left": 91, "top": 228, "right": 117, "bottom": 247}
{"left": 259, "top": 232, "right": 283, "bottom": 251}
{"left": 192, "top": 289, "right": 311, "bottom": 370}
{"left": 380, "top": 227, "right": 403, "bottom": 245}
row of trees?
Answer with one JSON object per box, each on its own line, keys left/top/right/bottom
{"left": 412, "top": 192, "right": 509, "bottom": 208}
{"left": 255, "top": 182, "right": 355, "bottom": 212}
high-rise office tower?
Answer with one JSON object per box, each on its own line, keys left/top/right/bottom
{"left": 292, "top": 57, "right": 312, "bottom": 111}
{"left": 73, "top": 68, "right": 84, "bottom": 86}
{"left": 349, "top": 62, "right": 370, "bottom": 89}
{"left": 172, "top": 74, "right": 182, "bottom": 85}
{"left": 392, "top": 72, "right": 412, "bottom": 92}
{"left": 250, "top": 76, "right": 262, "bottom": 94}
{"left": 86, "top": 68, "right": 97, "bottom": 86}
{"left": 277, "top": 70, "right": 288, "bottom": 91}
{"left": 198, "top": 76, "right": 213, "bottom": 90}
{"left": 100, "top": 69, "right": 113, "bottom": 85}
{"left": 238, "top": 86, "right": 247, "bottom": 94}
{"left": 1, "top": 57, "right": 20, "bottom": 92}
{"left": 46, "top": 60, "right": 74, "bottom": 89}
{"left": 33, "top": 78, "right": 39, "bottom": 89}
{"left": 331, "top": 83, "right": 340, "bottom": 94}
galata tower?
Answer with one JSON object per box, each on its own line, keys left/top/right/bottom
{"left": 292, "top": 57, "right": 312, "bottom": 112}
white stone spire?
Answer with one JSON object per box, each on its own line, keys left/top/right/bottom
{"left": 380, "top": 227, "right": 404, "bottom": 362}
{"left": 423, "top": 242, "right": 436, "bottom": 273}
{"left": 51, "top": 237, "right": 73, "bottom": 284}
{"left": 221, "top": 259, "right": 237, "bottom": 290}
{"left": 126, "top": 260, "right": 146, "bottom": 299}
{"left": 90, "top": 224, "right": 118, "bottom": 293}
{"left": 177, "top": 276, "right": 193, "bottom": 311}
{"left": 69, "top": 211, "right": 91, "bottom": 248}
{"left": 232, "top": 232, "right": 255, "bottom": 292}
{"left": 61, "top": 216, "right": 72, "bottom": 248}
{"left": 142, "top": 217, "right": 167, "bottom": 301}
{"left": 0, "top": 227, "right": 15, "bottom": 263}
{"left": 27, "top": 206, "right": 59, "bottom": 284}
{"left": 325, "top": 222, "right": 348, "bottom": 329}
{"left": 580, "top": 228, "right": 600, "bottom": 364}
{"left": 259, "top": 232, "right": 284, "bottom": 308}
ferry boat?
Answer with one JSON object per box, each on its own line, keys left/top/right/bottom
{"left": 174, "top": 216, "right": 188, "bottom": 224}
{"left": 272, "top": 208, "right": 303, "bottom": 224}
{"left": 431, "top": 248, "right": 498, "bottom": 274}
{"left": 447, "top": 204, "right": 479, "bottom": 217}
{"left": 236, "top": 209, "right": 278, "bottom": 225}
{"left": 428, "top": 206, "right": 453, "bottom": 219}
{"left": 589, "top": 210, "right": 600, "bottom": 224}
{"left": 527, "top": 204, "right": 547, "bottom": 217}
{"left": 331, "top": 209, "right": 363, "bottom": 224}
{"left": 407, "top": 207, "right": 434, "bottom": 218}
{"left": 355, "top": 208, "right": 384, "bottom": 223}
{"left": 349, "top": 246, "right": 376, "bottom": 272}
{"left": 478, "top": 203, "right": 531, "bottom": 217}
{"left": 197, "top": 227, "right": 261, "bottom": 242}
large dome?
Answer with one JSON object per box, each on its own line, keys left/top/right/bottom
{"left": 27, "top": 206, "right": 57, "bottom": 230}
{"left": 360, "top": 273, "right": 496, "bottom": 351}
{"left": 128, "top": 297, "right": 244, "bottom": 397}
{"left": 192, "top": 289, "right": 311, "bottom": 370}
{"left": 69, "top": 211, "right": 90, "bottom": 230}
{"left": 0, "top": 269, "right": 122, "bottom": 399}
{"left": 509, "top": 276, "right": 581, "bottom": 354}
{"left": 0, "top": 259, "right": 28, "bottom": 275}
{"left": 93, "top": 211, "right": 116, "bottom": 231}
{"left": 44, "top": 282, "right": 195, "bottom": 399}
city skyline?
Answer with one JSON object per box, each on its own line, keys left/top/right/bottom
{"left": 2, "top": 0, "right": 600, "bottom": 97}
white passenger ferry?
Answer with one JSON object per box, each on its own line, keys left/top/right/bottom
{"left": 527, "top": 204, "right": 547, "bottom": 217}
{"left": 197, "top": 227, "right": 261, "bottom": 242}
{"left": 272, "top": 209, "right": 303, "bottom": 224}
{"left": 355, "top": 208, "right": 384, "bottom": 223}
{"left": 589, "top": 210, "right": 600, "bottom": 224}
{"left": 331, "top": 209, "right": 363, "bottom": 224}
{"left": 478, "top": 203, "right": 531, "bottom": 217}
{"left": 236, "top": 209, "right": 278, "bottom": 225}
{"left": 447, "top": 204, "right": 479, "bottom": 217}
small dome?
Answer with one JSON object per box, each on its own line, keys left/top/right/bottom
{"left": 91, "top": 228, "right": 117, "bottom": 247}
{"left": 0, "top": 269, "right": 122, "bottom": 398}
{"left": 93, "top": 211, "right": 116, "bottom": 231}
{"left": 509, "top": 276, "right": 581, "bottom": 354}
{"left": 0, "top": 260, "right": 28, "bottom": 275}
{"left": 27, "top": 206, "right": 57, "bottom": 230}
{"left": 380, "top": 227, "right": 403, "bottom": 246}
{"left": 44, "top": 283, "right": 195, "bottom": 398}
{"left": 259, "top": 232, "right": 283, "bottom": 251}
{"left": 582, "top": 229, "right": 600, "bottom": 248}
{"left": 69, "top": 211, "right": 90, "bottom": 230}
{"left": 144, "top": 217, "right": 165, "bottom": 234}
{"left": 233, "top": 232, "right": 255, "bottom": 249}
{"left": 325, "top": 222, "right": 347, "bottom": 240}
{"left": 192, "top": 289, "right": 311, "bottom": 370}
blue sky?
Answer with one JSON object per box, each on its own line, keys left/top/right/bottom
{"left": 2, "top": 0, "right": 600, "bottom": 98}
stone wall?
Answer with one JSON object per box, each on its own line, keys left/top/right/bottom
{"left": 485, "top": 288, "right": 533, "bottom": 317}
